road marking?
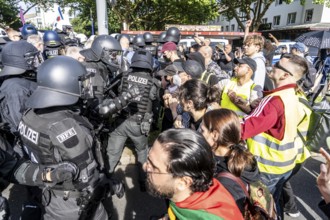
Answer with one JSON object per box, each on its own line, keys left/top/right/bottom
{"left": 303, "top": 166, "right": 318, "bottom": 179}
{"left": 296, "top": 196, "right": 322, "bottom": 220}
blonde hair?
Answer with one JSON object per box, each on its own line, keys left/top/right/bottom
{"left": 244, "top": 35, "right": 264, "bottom": 51}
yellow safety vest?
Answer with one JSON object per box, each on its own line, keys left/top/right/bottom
{"left": 221, "top": 78, "right": 256, "bottom": 117}
{"left": 247, "top": 88, "right": 301, "bottom": 175}
{"left": 200, "top": 71, "right": 215, "bottom": 84}
{"left": 295, "top": 92, "right": 311, "bottom": 164}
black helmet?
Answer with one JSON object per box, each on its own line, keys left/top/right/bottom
{"left": 131, "top": 49, "right": 153, "bottom": 71}
{"left": 43, "top": 31, "right": 62, "bottom": 47}
{"left": 129, "top": 35, "right": 135, "bottom": 45}
{"left": 182, "top": 60, "right": 203, "bottom": 79}
{"left": 133, "top": 35, "right": 145, "bottom": 47}
{"left": 118, "top": 34, "right": 130, "bottom": 42}
{"left": 26, "top": 56, "right": 87, "bottom": 109}
{"left": 157, "top": 32, "right": 167, "bottom": 43}
{"left": 143, "top": 32, "right": 154, "bottom": 44}
{"left": 21, "top": 24, "right": 38, "bottom": 40}
{"left": 80, "top": 35, "right": 122, "bottom": 61}
{"left": 0, "top": 41, "right": 39, "bottom": 76}
{"left": 164, "top": 27, "right": 181, "bottom": 43}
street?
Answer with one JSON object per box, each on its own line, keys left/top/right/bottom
{"left": 2, "top": 149, "right": 328, "bottom": 220}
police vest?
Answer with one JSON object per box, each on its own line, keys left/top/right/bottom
{"left": 43, "top": 46, "right": 61, "bottom": 59}
{"left": 200, "top": 70, "right": 215, "bottom": 84}
{"left": 246, "top": 88, "right": 300, "bottom": 175}
{"left": 145, "top": 45, "right": 157, "bottom": 57}
{"left": 221, "top": 78, "right": 256, "bottom": 118}
{"left": 121, "top": 70, "right": 154, "bottom": 116}
{"left": 18, "top": 108, "right": 98, "bottom": 190}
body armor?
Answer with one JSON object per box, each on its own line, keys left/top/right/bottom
{"left": 19, "top": 108, "right": 98, "bottom": 190}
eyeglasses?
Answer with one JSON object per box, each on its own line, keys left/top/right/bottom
{"left": 145, "top": 157, "right": 172, "bottom": 175}
{"left": 273, "top": 61, "right": 293, "bottom": 76}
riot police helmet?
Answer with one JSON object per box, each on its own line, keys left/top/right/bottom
{"left": 26, "top": 56, "right": 87, "bottom": 109}
{"left": 21, "top": 24, "right": 38, "bottom": 40}
{"left": 143, "top": 32, "right": 154, "bottom": 44}
{"left": 157, "top": 32, "right": 167, "bottom": 43}
{"left": 133, "top": 35, "right": 145, "bottom": 47}
{"left": 80, "top": 35, "right": 122, "bottom": 62}
{"left": 129, "top": 35, "right": 135, "bottom": 45}
{"left": 130, "top": 49, "right": 153, "bottom": 71}
{"left": 0, "top": 41, "right": 39, "bottom": 76}
{"left": 164, "top": 27, "right": 181, "bottom": 43}
{"left": 43, "top": 30, "right": 62, "bottom": 47}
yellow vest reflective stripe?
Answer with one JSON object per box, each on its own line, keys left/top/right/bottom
{"left": 200, "top": 71, "right": 215, "bottom": 84}
{"left": 221, "top": 78, "right": 255, "bottom": 117}
{"left": 295, "top": 94, "right": 311, "bottom": 164}
{"left": 247, "top": 88, "right": 300, "bottom": 175}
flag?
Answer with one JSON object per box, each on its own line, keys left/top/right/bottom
{"left": 20, "top": 6, "right": 25, "bottom": 25}
{"left": 53, "top": 6, "right": 64, "bottom": 30}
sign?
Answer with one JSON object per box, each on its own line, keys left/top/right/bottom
{"left": 165, "top": 24, "right": 221, "bottom": 32}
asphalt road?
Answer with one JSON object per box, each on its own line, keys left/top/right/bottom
{"left": 2, "top": 152, "right": 328, "bottom": 220}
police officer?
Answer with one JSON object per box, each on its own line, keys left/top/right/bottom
{"left": 43, "top": 30, "right": 64, "bottom": 59}
{"left": 21, "top": 24, "right": 38, "bottom": 40}
{"left": 80, "top": 35, "right": 123, "bottom": 103}
{"left": 132, "top": 34, "right": 146, "bottom": 50}
{"left": 105, "top": 49, "right": 159, "bottom": 191}
{"left": 19, "top": 56, "right": 113, "bottom": 220}
{"left": 164, "top": 26, "right": 181, "bottom": 44}
{"left": 0, "top": 41, "right": 39, "bottom": 147}
{"left": 143, "top": 32, "right": 156, "bottom": 57}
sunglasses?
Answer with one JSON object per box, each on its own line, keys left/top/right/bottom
{"left": 273, "top": 61, "right": 293, "bottom": 76}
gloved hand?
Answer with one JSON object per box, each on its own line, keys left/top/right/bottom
{"left": 99, "top": 175, "right": 125, "bottom": 199}
{"left": 42, "top": 162, "right": 79, "bottom": 184}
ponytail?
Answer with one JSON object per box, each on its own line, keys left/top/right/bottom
{"left": 226, "top": 143, "right": 256, "bottom": 177}
{"left": 207, "top": 85, "right": 221, "bottom": 104}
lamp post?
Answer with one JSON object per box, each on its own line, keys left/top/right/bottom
{"left": 96, "top": 0, "right": 116, "bottom": 35}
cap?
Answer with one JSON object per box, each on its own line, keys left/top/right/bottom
{"left": 157, "top": 64, "right": 183, "bottom": 77}
{"left": 161, "top": 42, "right": 177, "bottom": 53}
{"left": 291, "top": 42, "right": 306, "bottom": 53}
{"left": 234, "top": 57, "right": 257, "bottom": 73}
{"left": 0, "top": 41, "right": 38, "bottom": 76}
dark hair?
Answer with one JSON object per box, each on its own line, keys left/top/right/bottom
{"left": 203, "top": 109, "right": 256, "bottom": 177}
{"left": 179, "top": 79, "right": 220, "bottom": 111}
{"left": 281, "top": 53, "right": 308, "bottom": 80}
{"left": 157, "top": 128, "right": 214, "bottom": 192}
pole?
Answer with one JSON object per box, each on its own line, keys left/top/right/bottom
{"left": 96, "top": 0, "right": 108, "bottom": 35}
{"left": 90, "top": 8, "right": 95, "bottom": 35}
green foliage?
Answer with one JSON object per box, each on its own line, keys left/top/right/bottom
{"left": 0, "top": 0, "right": 22, "bottom": 29}
{"left": 217, "top": 0, "right": 330, "bottom": 32}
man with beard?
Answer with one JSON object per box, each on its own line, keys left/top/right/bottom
{"left": 144, "top": 128, "right": 243, "bottom": 219}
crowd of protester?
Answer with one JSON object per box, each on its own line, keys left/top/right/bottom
{"left": 0, "top": 19, "right": 329, "bottom": 220}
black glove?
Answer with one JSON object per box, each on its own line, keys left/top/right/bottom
{"left": 42, "top": 162, "right": 79, "bottom": 184}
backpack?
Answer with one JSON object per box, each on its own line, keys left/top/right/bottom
{"left": 217, "top": 172, "right": 277, "bottom": 220}
{"left": 297, "top": 98, "right": 330, "bottom": 152}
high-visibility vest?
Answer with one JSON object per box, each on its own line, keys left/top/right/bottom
{"left": 200, "top": 70, "right": 215, "bottom": 84}
{"left": 295, "top": 93, "right": 311, "bottom": 164}
{"left": 247, "top": 88, "right": 300, "bottom": 175}
{"left": 221, "top": 78, "right": 256, "bottom": 117}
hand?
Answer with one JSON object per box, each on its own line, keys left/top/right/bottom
{"left": 268, "top": 33, "right": 274, "bottom": 39}
{"left": 317, "top": 148, "right": 330, "bottom": 204}
{"left": 42, "top": 162, "right": 79, "bottom": 183}
{"left": 173, "top": 115, "right": 183, "bottom": 128}
{"left": 250, "top": 98, "right": 262, "bottom": 109}
{"left": 227, "top": 90, "right": 237, "bottom": 103}
{"left": 169, "top": 97, "right": 178, "bottom": 111}
{"left": 162, "top": 93, "right": 172, "bottom": 108}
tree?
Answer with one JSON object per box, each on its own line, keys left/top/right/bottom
{"left": 217, "top": 0, "right": 330, "bottom": 32}
{"left": 0, "top": 0, "right": 22, "bottom": 29}
{"left": 24, "top": 0, "right": 219, "bottom": 34}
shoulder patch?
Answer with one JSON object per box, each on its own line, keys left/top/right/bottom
{"left": 56, "top": 128, "right": 77, "bottom": 143}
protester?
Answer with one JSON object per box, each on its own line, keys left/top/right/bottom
{"left": 317, "top": 147, "right": 330, "bottom": 218}
{"left": 218, "top": 57, "right": 263, "bottom": 117}
{"left": 215, "top": 43, "right": 235, "bottom": 76}
{"left": 201, "top": 109, "right": 260, "bottom": 214}
{"left": 241, "top": 54, "right": 309, "bottom": 214}
{"left": 144, "top": 128, "right": 243, "bottom": 220}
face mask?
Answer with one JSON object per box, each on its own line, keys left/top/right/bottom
{"left": 172, "top": 74, "right": 181, "bottom": 86}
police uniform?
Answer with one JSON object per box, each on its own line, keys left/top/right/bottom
{"left": 19, "top": 108, "right": 107, "bottom": 220}
{"left": 106, "top": 50, "right": 158, "bottom": 185}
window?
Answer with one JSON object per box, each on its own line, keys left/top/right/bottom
{"left": 225, "top": 26, "right": 229, "bottom": 31}
{"left": 221, "top": 15, "right": 225, "bottom": 21}
{"left": 231, "top": 24, "right": 235, "bottom": 31}
{"left": 35, "top": 7, "right": 40, "bottom": 13}
{"left": 217, "top": 16, "right": 220, "bottom": 22}
{"left": 221, "top": 26, "right": 224, "bottom": 32}
{"left": 275, "top": 0, "right": 283, "bottom": 5}
{"left": 287, "top": 12, "right": 296, "bottom": 24}
{"left": 273, "top": 16, "right": 280, "bottom": 26}
{"left": 305, "top": 9, "right": 313, "bottom": 22}
{"left": 262, "top": 18, "right": 268, "bottom": 24}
